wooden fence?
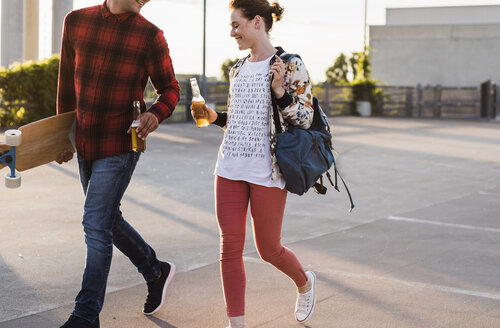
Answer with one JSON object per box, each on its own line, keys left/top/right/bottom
{"left": 146, "top": 81, "right": 497, "bottom": 122}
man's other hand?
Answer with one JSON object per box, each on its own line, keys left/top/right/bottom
{"left": 56, "top": 148, "right": 73, "bottom": 164}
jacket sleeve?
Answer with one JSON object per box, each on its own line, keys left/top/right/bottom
{"left": 56, "top": 13, "right": 76, "bottom": 115}
{"left": 213, "top": 94, "right": 228, "bottom": 131}
{"left": 213, "top": 112, "right": 227, "bottom": 128}
{"left": 145, "top": 29, "right": 180, "bottom": 123}
{"left": 277, "top": 57, "right": 314, "bottom": 129}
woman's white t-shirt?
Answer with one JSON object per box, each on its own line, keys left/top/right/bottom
{"left": 215, "top": 55, "right": 286, "bottom": 189}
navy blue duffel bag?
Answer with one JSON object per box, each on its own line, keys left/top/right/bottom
{"left": 275, "top": 98, "right": 333, "bottom": 195}
{"left": 273, "top": 96, "right": 354, "bottom": 211}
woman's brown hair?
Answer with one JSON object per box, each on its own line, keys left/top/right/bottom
{"left": 229, "top": 0, "right": 284, "bottom": 33}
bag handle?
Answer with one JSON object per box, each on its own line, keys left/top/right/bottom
{"left": 270, "top": 74, "right": 282, "bottom": 134}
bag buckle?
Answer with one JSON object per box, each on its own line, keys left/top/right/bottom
{"left": 313, "top": 175, "right": 327, "bottom": 195}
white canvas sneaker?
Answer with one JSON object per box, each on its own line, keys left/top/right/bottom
{"left": 295, "top": 271, "right": 316, "bottom": 323}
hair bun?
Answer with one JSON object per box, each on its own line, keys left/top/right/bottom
{"left": 271, "top": 1, "right": 284, "bottom": 22}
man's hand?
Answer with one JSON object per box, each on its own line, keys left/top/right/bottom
{"left": 127, "top": 112, "right": 159, "bottom": 140}
{"left": 56, "top": 148, "right": 73, "bottom": 164}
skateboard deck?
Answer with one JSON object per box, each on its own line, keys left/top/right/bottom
{"left": 0, "top": 111, "right": 76, "bottom": 172}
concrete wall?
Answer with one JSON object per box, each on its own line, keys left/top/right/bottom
{"left": 370, "top": 22, "right": 500, "bottom": 86}
{"left": 387, "top": 5, "right": 500, "bottom": 26}
{"left": 0, "top": 1, "right": 73, "bottom": 67}
{"left": 1, "top": 1, "right": 24, "bottom": 67}
{"left": 24, "top": 0, "right": 39, "bottom": 62}
{"left": 52, "top": 0, "right": 73, "bottom": 54}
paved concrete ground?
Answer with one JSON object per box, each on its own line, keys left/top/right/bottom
{"left": 1, "top": 117, "right": 500, "bottom": 328}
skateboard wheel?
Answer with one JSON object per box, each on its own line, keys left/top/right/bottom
{"left": 5, "top": 129, "right": 22, "bottom": 147}
{"left": 5, "top": 172, "right": 21, "bottom": 189}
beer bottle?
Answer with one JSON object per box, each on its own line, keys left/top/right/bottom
{"left": 190, "top": 78, "right": 209, "bottom": 128}
{"left": 131, "top": 100, "right": 146, "bottom": 152}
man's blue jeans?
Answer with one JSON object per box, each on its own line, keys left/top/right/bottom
{"left": 73, "top": 152, "right": 161, "bottom": 323}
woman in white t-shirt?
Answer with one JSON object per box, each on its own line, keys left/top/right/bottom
{"left": 194, "top": 1, "right": 316, "bottom": 327}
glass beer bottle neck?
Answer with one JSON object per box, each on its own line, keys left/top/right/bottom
{"left": 190, "top": 78, "right": 204, "bottom": 102}
{"left": 192, "top": 94, "right": 204, "bottom": 103}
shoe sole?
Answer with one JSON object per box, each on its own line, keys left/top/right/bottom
{"left": 143, "top": 262, "right": 176, "bottom": 316}
{"left": 296, "top": 271, "right": 316, "bottom": 323}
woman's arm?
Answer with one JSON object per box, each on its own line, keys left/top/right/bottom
{"left": 277, "top": 56, "right": 314, "bottom": 129}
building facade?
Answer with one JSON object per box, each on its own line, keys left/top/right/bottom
{"left": 370, "top": 5, "right": 500, "bottom": 87}
{"left": 1, "top": 0, "right": 72, "bottom": 68}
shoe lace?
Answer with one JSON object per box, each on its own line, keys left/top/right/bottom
{"left": 297, "top": 293, "right": 312, "bottom": 311}
{"left": 145, "top": 281, "right": 157, "bottom": 303}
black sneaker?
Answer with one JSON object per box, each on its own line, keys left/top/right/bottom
{"left": 143, "top": 261, "right": 176, "bottom": 315}
{"left": 60, "top": 315, "right": 100, "bottom": 328}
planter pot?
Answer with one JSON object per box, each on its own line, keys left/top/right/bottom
{"left": 356, "top": 101, "right": 371, "bottom": 117}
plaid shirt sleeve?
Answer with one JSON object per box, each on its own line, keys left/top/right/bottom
{"left": 145, "top": 30, "right": 179, "bottom": 123}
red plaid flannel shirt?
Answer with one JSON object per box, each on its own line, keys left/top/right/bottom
{"left": 57, "top": 2, "right": 180, "bottom": 160}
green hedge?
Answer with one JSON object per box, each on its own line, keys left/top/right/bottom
{"left": 0, "top": 55, "right": 59, "bottom": 127}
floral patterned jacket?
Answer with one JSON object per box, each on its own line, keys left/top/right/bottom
{"left": 221, "top": 47, "right": 315, "bottom": 180}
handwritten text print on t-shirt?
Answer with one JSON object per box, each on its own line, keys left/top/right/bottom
{"left": 224, "top": 72, "right": 270, "bottom": 159}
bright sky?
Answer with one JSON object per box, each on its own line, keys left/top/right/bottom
{"left": 11, "top": 0, "right": 500, "bottom": 82}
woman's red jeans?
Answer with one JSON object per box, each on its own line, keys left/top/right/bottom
{"left": 215, "top": 176, "right": 307, "bottom": 317}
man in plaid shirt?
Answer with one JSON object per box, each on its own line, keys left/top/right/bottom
{"left": 56, "top": 1, "right": 179, "bottom": 327}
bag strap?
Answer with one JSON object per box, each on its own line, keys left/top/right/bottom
{"left": 270, "top": 75, "right": 282, "bottom": 134}
{"left": 331, "top": 157, "right": 355, "bottom": 212}
{"left": 313, "top": 170, "right": 355, "bottom": 212}
{"left": 281, "top": 53, "right": 300, "bottom": 62}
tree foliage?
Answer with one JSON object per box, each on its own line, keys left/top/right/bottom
{"left": 325, "top": 52, "right": 365, "bottom": 84}
{"left": 356, "top": 51, "right": 371, "bottom": 80}
{"left": 325, "top": 53, "right": 349, "bottom": 84}
{"left": 220, "top": 58, "right": 240, "bottom": 82}
{"left": 325, "top": 50, "right": 384, "bottom": 115}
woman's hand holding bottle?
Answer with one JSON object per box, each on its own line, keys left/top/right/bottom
{"left": 190, "top": 77, "right": 218, "bottom": 127}
{"left": 190, "top": 103, "right": 218, "bottom": 124}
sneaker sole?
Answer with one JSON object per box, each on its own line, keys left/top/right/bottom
{"left": 296, "top": 271, "right": 316, "bottom": 323}
{"left": 143, "top": 262, "right": 176, "bottom": 316}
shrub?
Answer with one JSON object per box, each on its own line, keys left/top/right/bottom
{"left": 351, "top": 78, "right": 376, "bottom": 102}
{"left": 351, "top": 78, "right": 384, "bottom": 116}
{"left": 0, "top": 55, "right": 59, "bottom": 127}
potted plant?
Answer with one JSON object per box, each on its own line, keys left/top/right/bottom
{"left": 349, "top": 50, "right": 384, "bottom": 116}
{"left": 351, "top": 78, "right": 376, "bottom": 116}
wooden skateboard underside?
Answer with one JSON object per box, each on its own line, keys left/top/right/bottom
{"left": 0, "top": 111, "right": 76, "bottom": 172}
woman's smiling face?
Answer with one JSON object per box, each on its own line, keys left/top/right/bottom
{"left": 230, "top": 9, "right": 257, "bottom": 51}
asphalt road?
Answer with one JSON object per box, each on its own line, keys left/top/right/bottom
{"left": 1, "top": 117, "right": 499, "bottom": 327}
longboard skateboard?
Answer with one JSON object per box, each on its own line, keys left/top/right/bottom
{"left": 0, "top": 111, "right": 76, "bottom": 188}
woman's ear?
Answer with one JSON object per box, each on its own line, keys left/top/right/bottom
{"left": 254, "top": 15, "right": 263, "bottom": 30}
